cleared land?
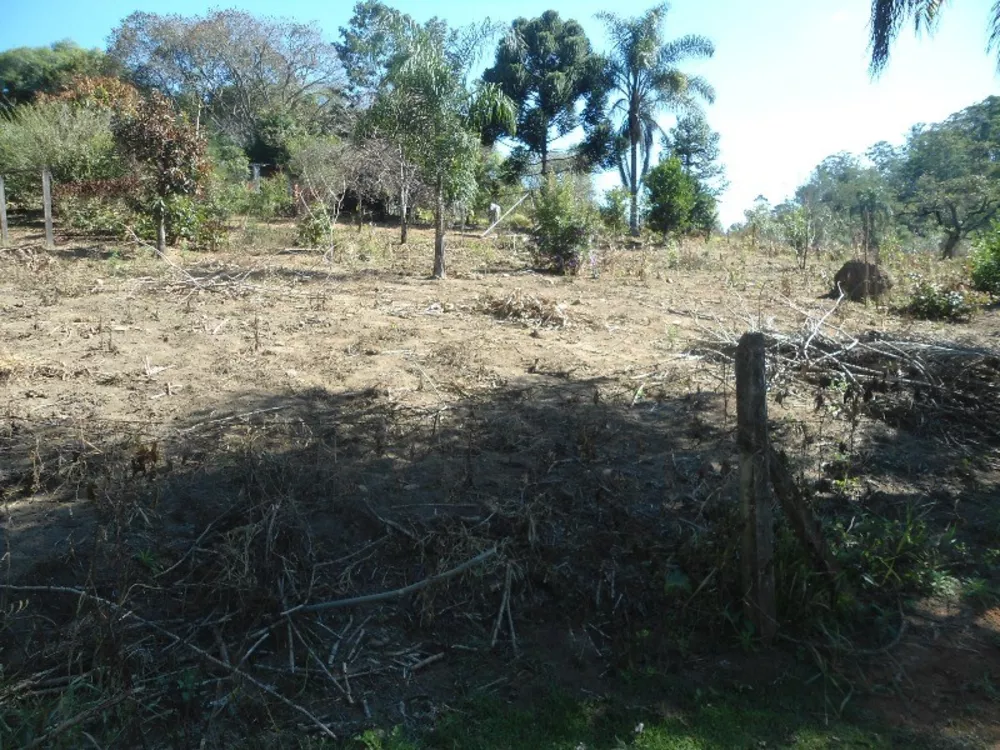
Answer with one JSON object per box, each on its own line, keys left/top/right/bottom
{"left": 1, "top": 221, "right": 999, "bottom": 748}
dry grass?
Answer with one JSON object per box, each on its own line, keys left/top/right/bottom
{"left": 0, "top": 223, "right": 998, "bottom": 747}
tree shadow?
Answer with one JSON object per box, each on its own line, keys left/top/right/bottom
{"left": 0, "top": 365, "right": 997, "bottom": 745}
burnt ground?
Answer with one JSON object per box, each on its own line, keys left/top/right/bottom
{"left": 1, "top": 220, "right": 999, "bottom": 747}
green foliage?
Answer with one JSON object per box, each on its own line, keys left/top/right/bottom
{"left": 0, "top": 40, "right": 106, "bottom": 104}
{"left": 60, "top": 194, "right": 133, "bottom": 238}
{"left": 482, "top": 11, "right": 604, "bottom": 174}
{"left": 661, "top": 113, "right": 726, "bottom": 193}
{"left": 832, "top": 507, "right": 953, "bottom": 595}
{"left": 599, "top": 186, "right": 630, "bottom": 235}
{"left": 645, "top": 157, "right": 696, "bottom": 236}
{"left": 296, "top": 202, "right": 335, "bottom": 247}
{"left": 531, "top": 173, "right": 596, "bottom": 274}
{"left": 905, "top": 277, "right": 990, "bottom": 322}
{"left": 112, "top": 91, "right": 207, "bottom": 249}
{"left": 365, "top": 16, "right": 516, "bottom": 276}
{"left": 109, "top": 10, "right": 343, "bottom": 158}
{"left": 590, "top": 4, "right": 715, "bottom": 234}
{"left": 243, "top": 176, "right": 295, "bottom": 220}
{"left": 0, "top": 101, "right": 119, "bottom": 205}
{"left": 970, "top": 224, "right": 1000, "bottom": 294}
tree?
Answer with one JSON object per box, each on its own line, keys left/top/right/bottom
{"left": 0, "top": 41, "right": 106, "bottom": 105}
{"left": 894, "top": 99, "right": 1000, "bottom": 258}
{"left": 868, "top": 0, "right": 1000, "bottom": 74}
{"left": 336, "top": 1, "right": 452, "bottom": 108}
{"left": 645, "top": 156, "right": 696, "bottom": 236}
{"left": 367, "top": 17, "right": 515, "bottom": 278}
{"left": 482, "top": 11, "right": 604, "bottom": 175}
{"left": 593, "top": 4, "right": 714, "bottom": 235}
{"left": 661, "top": 112, "right": 726, "bottom": 193}
{"left": 108, "top": 10, "right": 344, "bottom": 161}
{"left": 112, "top": 92, "right": 207, "bottom": 252}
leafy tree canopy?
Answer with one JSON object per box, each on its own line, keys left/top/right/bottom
{"left": 108, "top": 10, "right": 345, "bottom": 162}
{"left": 482, "top": 11, "right": 604, "bottom": 175}
{"left": 0, "top": 41, "right": 106, "bottom": 104}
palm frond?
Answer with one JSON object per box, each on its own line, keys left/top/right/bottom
{"left": 657, "top": 34, "right": 715, "bottom": 65}
{"left": 869, "top": 0, "right": 945, "bottom": 75}
{"left": 989, "top": 0, "right": 1000, "bottom": 71}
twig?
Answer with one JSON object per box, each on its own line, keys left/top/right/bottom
{"left": 282, "top": 548, "right": 497, "bottom": 616}
{"left": 24, "top": 693, "right": 130, "bottom": 749}
{"left": 1, "top": 584, "right": 337, "bottom": 741}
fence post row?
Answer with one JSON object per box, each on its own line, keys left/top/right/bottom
{"left": 0, "top": 175, "right": 8, "bottom": 248}
{"left": 42, "top": 167, "right": 54, "bottom": 251}
{"left": 735, "top": 332, "right": 777, "bottom": 642}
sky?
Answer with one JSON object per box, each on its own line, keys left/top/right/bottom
{"left": 2, "top": 0, "right": 998, "bottom": 226}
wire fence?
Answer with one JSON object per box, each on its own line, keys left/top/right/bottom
{"left": 0, "top": 167, "right": 54, "bottom": 249}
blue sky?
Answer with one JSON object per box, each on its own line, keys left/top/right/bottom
{"left": 3, "top": 0, "right": 997, "bottom": 225}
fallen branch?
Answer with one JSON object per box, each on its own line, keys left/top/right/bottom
{"left": 282, "top": 547, "right": 497, "bottom": 616}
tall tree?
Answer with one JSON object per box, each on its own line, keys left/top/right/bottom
{"left": 367, "top": 17, "right": 515, "bottom": 278}
{"left": 594, "top": 3, "right": 714, "bottom": 235}
{"left": 336, "top": 1, "right": 452, "bottom": 108}
{"left": 108, "top": 10, "right": 344, "bottom": 161}
{"left": 0, "top": 41, "right": 106, "bottom": 105}
{"left": 482, "top": 11, "right": 604, "bottom": 175}
{"left": 869, "top": 0, "right": 1000, "bottom": 73}
{"left": 661, "top": 112, "right": 725, "bottom": 193}
{"left": 895, "top": 97, "right": 1000, "bottom": 258}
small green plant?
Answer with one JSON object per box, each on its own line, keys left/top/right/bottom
{"left": 531, "top": 174, "right": 597, "bottom": 274}
{"left": 599, "top": 186, "right": 630, "bottom": 235}
{"left": 970, "top": 223, "right": 1000, "bottom": 294}
{"left": 296, "top": 202, "right": 335, "bottom": 248}
{"left": 905, "top": 276, "right": 990, "bottom": 321}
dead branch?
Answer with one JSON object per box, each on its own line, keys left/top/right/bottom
{"left": 282, "top": 547, "right": 498, "bottom": 616}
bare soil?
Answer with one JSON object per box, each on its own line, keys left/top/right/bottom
{"left": 1, "top": 221, "right": 999, "bottom": 747}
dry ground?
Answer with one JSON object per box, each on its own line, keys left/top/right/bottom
{"left": 1, "top": 220, "right": 999, "bottom": 747}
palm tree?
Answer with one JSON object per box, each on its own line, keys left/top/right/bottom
{"left": 869, "top": 0, "right": 1000, "bottom": 74}
{"left": 597, "top": 3, "right": 715, "bottom": 235}
{"left": 369, "top": 18, "right": 516, "bottom": 278}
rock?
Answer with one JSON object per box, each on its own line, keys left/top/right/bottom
{"left": 832, "top": 260, "right": 892, "bottom": 301}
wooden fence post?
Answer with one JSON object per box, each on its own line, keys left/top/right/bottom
{"left": 736, "top": 332, "right": 777, "bottom": 642}
{"left": 42, "top": 168, "right": 54, "bottom": 250}
{"left": 0, "top": 175, "right": 8, "bottom": 248}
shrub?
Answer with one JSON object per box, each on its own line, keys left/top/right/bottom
{"left": 905, "top": 276, "right": 991, "bottom": 322}
{"left": 296, "top": 202, "right": 334, "bottom": 247}
{"left": 531, "top": 174, "right": 597, "bottom": 274}
{"left": 599, "top": 187, "right": 630, "bottom": 235}
{"left": 970, "top": 225, "right": 1000, "bottom": 295}
{"left": 243, "top": 175, "right": 295, "bottom": 220}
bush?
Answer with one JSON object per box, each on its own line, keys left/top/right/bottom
{"left": 905, "top": 277, "right": 991, "bottom": 322}
{"left": 599, "top": 187, "right": 630, "bottom": 235}
{"left": 296, "top": 202, "right": 334, "bottom": 247}
{"left": 531, "top": 174, "right": 597, "bottom": 274}
{"left": 243, "top": 175, "right": 294, "bottom": 220}
{"left": 970, "top": 225, "right": 1000, "bottom": 294}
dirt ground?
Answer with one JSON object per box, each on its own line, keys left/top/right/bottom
{"left": 1, "top": 220, "right": 999, "bottom": 747}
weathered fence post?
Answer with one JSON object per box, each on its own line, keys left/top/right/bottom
{"left": 42, "top": 168, "right": 54, "bottom": 250}
{"left": 252, "top": 163, "right": 261, "bottom": 193}
{"left": 0, "top": 175, "right": 8, "bottom": 248}
{"left": 736, "top": 332, "right": 777, "bottom": 642}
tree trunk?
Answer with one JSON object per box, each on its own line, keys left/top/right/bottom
{"left": 433, "top": 180, "right": 446, "bottom": 279}
{"left": 399, "top": 187, "right": 408, "bottom": 245}
{"left": 629, "top": 133, "right": 640, "bottom": 236}
{"left": 156, "top": 204, "right": 167, "bottom": 254}
{"left": 940, "top": 231, "right": 961, "bottom": 259}
{"left": 541, "top": 142, "right": 548, "bottom": 176}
